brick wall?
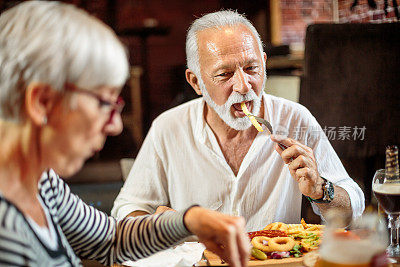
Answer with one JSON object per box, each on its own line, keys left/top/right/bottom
{"left": 279, "top": 0, "right": 399, "bottom": 45}
{"left": 280, "top": 0, "right": 334, "bottom": 45}
{"left": 338, "top": 0, "right": 400, "bottom": 22}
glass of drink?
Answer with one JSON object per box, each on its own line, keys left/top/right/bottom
{"left": 373, "top": 169, "right": 400, "bottom": 261}
{"left": 317, "top": 211, "right": 388, "bottom": 267}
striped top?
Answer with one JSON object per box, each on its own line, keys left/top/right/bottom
{"left": 0, "top": 169, "right": 192, "bottom": 266}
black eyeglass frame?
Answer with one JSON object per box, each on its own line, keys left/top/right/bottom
{"left": 65, "top": 84, "right": 125, "bottom": 119}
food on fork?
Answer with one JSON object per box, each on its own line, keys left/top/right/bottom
{"left": 241, "top": 102, "right": 263, "bottom": 132}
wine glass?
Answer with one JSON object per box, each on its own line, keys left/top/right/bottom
{"left": 372, "top": 169, "right": 400, "bottom": 261}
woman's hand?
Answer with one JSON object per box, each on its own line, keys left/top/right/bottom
{"left": 184, "top": 206, "right": 249, "bottom": 267}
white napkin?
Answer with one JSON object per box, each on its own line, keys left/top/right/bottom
{"left": 123, "top": 242, "right": 206, "bottom": 267}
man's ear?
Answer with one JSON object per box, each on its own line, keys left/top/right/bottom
{"left": 263, "top": 52, "right": 267, "bottom": 66}
{"left": 185, "top": 69, "right": 202, "bottom": 96}
{"left": 25, "top": 82, "right": 59, "bottom": 126}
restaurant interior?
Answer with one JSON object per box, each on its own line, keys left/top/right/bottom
{"left": 1, "top": 0, "right": 399, "bottom": 265}
{"left": 2, "top": 0, "right": 398, "bottom": 220}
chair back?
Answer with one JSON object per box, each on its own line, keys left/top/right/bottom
{"left": 300, "top": 23, "right": 400, "bottom": 206}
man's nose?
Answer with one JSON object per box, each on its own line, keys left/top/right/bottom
{"left": 104, "top": 112, "right": 123, "bottom": 136}
{"left": 232, "top": 69, "right": 250, "bottom": 94}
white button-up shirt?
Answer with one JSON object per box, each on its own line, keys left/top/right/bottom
{"left": 112, "top": 93, "right": 365, "bottom": 231}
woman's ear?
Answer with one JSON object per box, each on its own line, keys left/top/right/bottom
{"left": 25, "top": 83, "right": 59, "bottom": 126}
{"left": 185, "top": 69, "right": 202, "bottom": 96}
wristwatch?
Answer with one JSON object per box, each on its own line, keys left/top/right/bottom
{"left": 305, "top": 177, "right": 334, "bottom": 204}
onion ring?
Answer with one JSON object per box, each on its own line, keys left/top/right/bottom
{"left": 251, "top": 236, "right": 273, "bottom": 253}
{"left": 267, "top": 237, "right": 295, "bottom": 252}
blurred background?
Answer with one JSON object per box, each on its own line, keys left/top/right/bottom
{"left": 1, "top": 0, "right": 399, "bottom": 220}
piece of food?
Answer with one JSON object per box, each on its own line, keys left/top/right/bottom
{"left": 251, "top": 236, "right": 273, "bottom": 253}
{"left": 241, "top": 102, "right": 263, "bottom": 132}
{"left": 300, "top": 238, "right": 320, "bottom": 252}
{"left": 248, "top": 230, "right": 287, "bottom": 239}
{"left": 270, "top": 251, "right": 290, "bottom": 259}
{"left": 251, "top": 247, "right": 268, "bottom": 260}
{"left": 267, "top": 237, "right": 296, "bottom": 252}
{"left": 286, "top": 224, "right": 305, "bottom": 235}
{"left": 304, "top": 224, "right": 325, "bottom": 231}
{"left": 301, "top": 218, "right": 308, "bottom": 229}
{"left": 304, "top": 230, "right": 323, "bottom": 237}
{"left": 264, "top": 222, "right": 289, "bottom": 232}
{"left": 290, "top": 244, "right": 303, "bottom": 258}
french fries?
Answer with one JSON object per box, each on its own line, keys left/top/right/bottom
{"left": 241, "top": 102, "right": 263, "bottom": 132}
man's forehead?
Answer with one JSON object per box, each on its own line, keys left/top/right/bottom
{"left": 197, "top": 25, "right": 259, "bottom": 58}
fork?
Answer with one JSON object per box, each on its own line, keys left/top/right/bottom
{"left": 251, "top": 115, "right": 289, "bottom": 151}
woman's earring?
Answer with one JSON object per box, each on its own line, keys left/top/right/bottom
{"left": 42, "top": 116, "right": 47, "bottom": 125}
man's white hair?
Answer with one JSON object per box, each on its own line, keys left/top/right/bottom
{"left": 0, "top": 1, "right": 129, "bottom": 121}
{"left": 186, "top": 10, "right": 264, "bottom": 78}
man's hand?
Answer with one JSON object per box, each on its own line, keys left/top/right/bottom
{"left": 271, "top": 135, "right": 324, "bottom": 200}
{"left": 184, "top": 207, "right": 249, "bottom": 267}
{"left": 155, "top": 206, "right": 176, "bottom": 214}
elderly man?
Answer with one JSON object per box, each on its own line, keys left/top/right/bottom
{"left": 112, "top": 10, "right": 364, "bottom": 231}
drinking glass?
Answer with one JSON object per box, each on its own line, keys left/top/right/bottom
{"left": 318, "top": 211, "right": 388, "bottom": 267}
{"left": 372, "top": 169, "right": 400, "bottom": 261}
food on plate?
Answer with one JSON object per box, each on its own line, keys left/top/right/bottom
{"left": 290, "top": 244, "right": 303, "bottom": 258}
{"left": 286, "top": 224, "right": 305, "bottom": 235}
{"left": 249, "top": 218, "right": 325, "bottom": 260}
{"left": 251, "top": 236, "right": 273, "bottom": 252}
{"left": 240, "top": 102, "right": 263, "bottom": 132}
{"left": 290, "top": 230, "right": 321, "bottom": 252}
{"left": 251, "top": 247, "right": 268, "bottom": 260}
{"left": 264, "top": 222, "right": 289, "bottom": 231}
{"left": 270, "top": 251, "right": 290, "bottom": 259}
{"left": 300, "top": 233, "right": 321, "bottom": 252}
{"left": 268, "top": 237, "right": 296, "bottom": 252}
{"left": 301, "top": 218, "right": 308, "bottom": 228}
{"left": 248, "top": 229, "right": 287, "bottom": 239}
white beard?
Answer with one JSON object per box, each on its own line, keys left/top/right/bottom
{"left": 199, "top": 77, "right": 264, "bottom": 131}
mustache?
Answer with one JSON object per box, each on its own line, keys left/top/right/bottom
{"left": 225, "top": 91, "right": 260, "bottom": 106}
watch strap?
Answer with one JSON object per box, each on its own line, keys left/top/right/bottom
{"left": 305, "top": 177, "right": 334, "bottom": 204}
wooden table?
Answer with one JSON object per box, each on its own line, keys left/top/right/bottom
{"left": 196, "top": 250, "right": 304, "bottom": 266}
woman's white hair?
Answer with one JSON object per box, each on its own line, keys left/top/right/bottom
{"left": 0, "top": 1, "right": 129, "bottom": 121}
{"left": 186, "top": 10, "right": 264, "bottom": 78}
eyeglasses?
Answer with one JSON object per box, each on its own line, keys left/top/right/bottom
{"left": 65, "top": 84, "right": 125, "bottom": 121}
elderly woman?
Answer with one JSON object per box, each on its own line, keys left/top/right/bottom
{"left": 0, "top": 2, "right": 249, "bottom": 266}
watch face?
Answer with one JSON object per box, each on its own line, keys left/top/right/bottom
{"left": 306, "top": 178, "right": 334, "bottom": 203}
{"left": 326, "top": 181, "right": 334, "bottom": 201}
